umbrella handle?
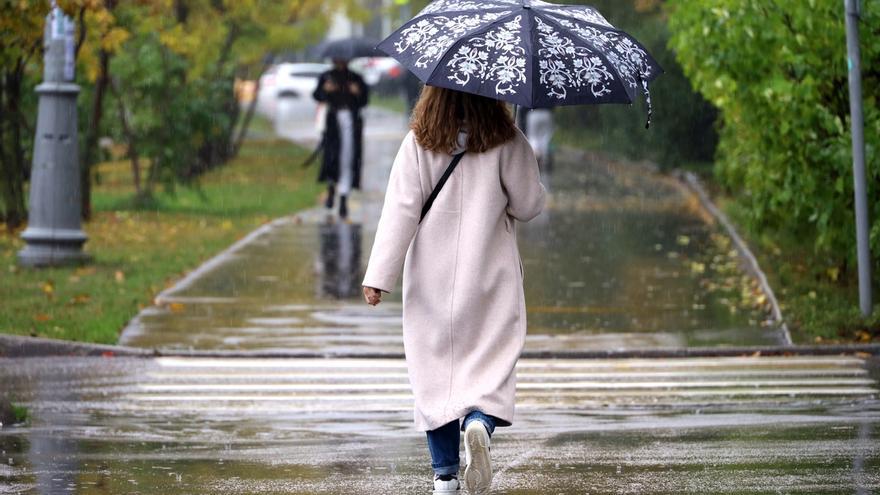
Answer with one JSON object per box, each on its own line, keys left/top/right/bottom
{"left": 638, "top": 74, "right": 653, "bottom": 129}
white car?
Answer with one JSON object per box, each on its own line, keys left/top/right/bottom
{"left": 348, "top": 57, "right": 404, "bottom": 86}
{"left": 259, "top": 62, "right": 330, "bottom": 101}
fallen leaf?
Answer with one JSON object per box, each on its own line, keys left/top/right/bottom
{"left": 34, "top": 313, "right": 52, "bottom": 322}
{"left": 115, "top": 270, "right": 125, "bottom": 283}
{"left": 69, "top": 294, "right": 90, "bottom": 305}
{"left": 74, "top": 266, "right": 96, "bottom": 277}
{"left": 826, "top": 267, "right": 840, "bottom": 282}
{"left": 41, "top": 280, "right": 55, "bottom": 297}
{"left": 168, "top": 302, "right": 185, "bottom": 313}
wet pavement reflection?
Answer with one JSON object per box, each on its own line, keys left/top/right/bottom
{"left": 119, "top": 103, "right": 781, "bottom": 354}
{"left": 318, "top": 222, "right": 362, "bottom": 300}
{"left": 1, "top": 355, "right": 878, "bottom": 493}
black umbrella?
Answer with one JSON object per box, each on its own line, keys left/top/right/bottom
{"left": 317, "top": 37, "right": 382, "bottom": 60}
{"left": 377, "top": 0, "right": 662, "bottom": 126}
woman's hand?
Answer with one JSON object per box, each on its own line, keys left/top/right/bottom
{"left": 363, "top": 286, "right": 382, "bottom": 306}
{"left": 323, "top": 79, "right": 339, "bottom": 93}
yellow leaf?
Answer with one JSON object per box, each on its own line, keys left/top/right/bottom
{"left": 101, "top": 27, "right": 130, "bottom": 52}
{"left": 41, "top": 280, "right": 55, "bottom": 296}
{"left": 70, "top": 294, "right": 90, "bottom": 305}
{"left": 826, "top": 267, "right": 839, "bottom": 282}
{"left": 115, "top": 270, "right": 125, "bottom": 283}
{"left": 168, "top": 302, "right": 185, "bottom": 313}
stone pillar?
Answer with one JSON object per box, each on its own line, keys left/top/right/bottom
{"left": 18, "top": 5, "right": 90, "bottom": 267}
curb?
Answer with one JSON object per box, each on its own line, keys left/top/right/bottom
{"left": 2, "top": 334, "right": 878, "bottom": 359}
{"left": 674, "top": 170, "right": 792, "bottom": 345}
{"left": 0, "top": 334, "right": 152, "bottom": 358}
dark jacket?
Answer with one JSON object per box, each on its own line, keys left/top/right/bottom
{"left": 313, "top": 68, "right": 369, "bottom": 188}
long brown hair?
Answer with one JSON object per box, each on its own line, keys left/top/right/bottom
{"left": 411, "top": 85, "right": 516, "bottom": 154}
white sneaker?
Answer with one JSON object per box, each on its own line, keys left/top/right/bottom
{"left": 463, "top": 422, "right": 492, "bottom": 494}
{"left": 433, "top": 474, "right": 460, "bottom": 493}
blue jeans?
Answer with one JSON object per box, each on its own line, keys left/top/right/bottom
{"left": 425, "top": 411, "right": 497, "bottom": 476}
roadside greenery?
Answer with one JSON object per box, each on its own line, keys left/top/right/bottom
{"left": 555, "top": 0, "right": 719, "bottom": 170}
{"left": 0, "top": 398, "right": 29, "bottom": 426}
{"left": 668, "top": 0, "right": 879, "bottom": 280}
{"left": 1, "top": 0, "right": 359, "bottom": 227}
{"left": 0, "top": 126, "right": 321, "bottom": 344}
{"left": 668, "top": 0, "right": 880, "bottom": 341}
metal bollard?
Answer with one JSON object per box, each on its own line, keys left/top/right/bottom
{"left": 18, "top": 5, "right": 91, "bottom": 267}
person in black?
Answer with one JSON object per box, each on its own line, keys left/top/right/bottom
{"left": 313, "top": 58, "right": 369, "bottom": 219}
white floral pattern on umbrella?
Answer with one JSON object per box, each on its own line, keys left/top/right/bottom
{"left": 378, "top": 0, "right": 661, "bottom": 123}
{"left": 446, "top": 15, "right": 527, "bottom": 95}
{"left": 535, "top": 17, "right": 615, "bottom": 99}
{"left": 394, "top": 12, "right": 508, "bottom": 69}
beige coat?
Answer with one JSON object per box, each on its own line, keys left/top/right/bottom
{"left": 363, "top": 128, "right": 545, "bottom": 431}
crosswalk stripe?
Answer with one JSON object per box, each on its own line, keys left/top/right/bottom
{"left": 117, "top": 356, "right": 876, "bottom": 412}
{"left": 134, "top": 378, "right": 875, "bottom": 393}
{"left": 144, "top": 369, "right": 869, "bottom": 381}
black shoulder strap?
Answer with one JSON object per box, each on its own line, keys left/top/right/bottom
{"left": 419, "top": 152, "right": 465, "bottom": 223}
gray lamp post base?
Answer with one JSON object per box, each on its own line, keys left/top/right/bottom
{"left": 18, "top": 228, "right": 91, "bottom": 267}
{"left": 17, "top": 8, "right": 91, "bottom": 268}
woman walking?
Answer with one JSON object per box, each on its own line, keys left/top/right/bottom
{"left": 312, "top": 57, "right": 369, "bottom": 219}
{"left": 362, "top": 86, "right": 545, "bottom": 494}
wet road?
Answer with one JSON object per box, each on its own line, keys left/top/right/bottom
{"left": 2, "top": 100, "right": 876, "bottom": 494}
{"left": 2, "top": 354, "right": 879, "bottom": 493}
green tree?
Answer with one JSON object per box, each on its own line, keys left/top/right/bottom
{"left": 555, "top": 0, "right": 719, "bottom": 169}
{"left": 0, "top": 1, "right": 50, "bottom": 229}
{"left": 101, "top": 0, "right": 348, "bottom": 199}
{"left": 668, "top": 0, "right": 880, "bottom": 276}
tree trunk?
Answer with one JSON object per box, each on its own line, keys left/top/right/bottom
{"left": 231, "top": 62, "right": 269, "bottom": 158}
{"left": 0, "top": 62, "right": 29, "bottom": 229}
{"left": 109, "top": 78, "right": 143, "bottom": 198}
{"left": 80, "top": 48, "right": 111, "bottom": 220}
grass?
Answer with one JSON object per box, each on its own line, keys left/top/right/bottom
{"left": 719, "top": 197, "right": 880, "bottom": 344}
{"left": 0, "top": 121, "right": 322, "bottom": 344}
{"left": 0, "top": 398, "right": 29, "bottom": 426}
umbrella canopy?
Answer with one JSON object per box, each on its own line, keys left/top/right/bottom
{"left": 318, "top": 37, "right": 382, "bottom": 60}
{"left": 377, "top": 0, "right": 662, "bottom": 124}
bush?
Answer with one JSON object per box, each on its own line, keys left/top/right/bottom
{"left": 555, "top": 0, "right": 719, "bottom": 169}
{"left": 668, "top": 0, "right": 880, "bottom": 276}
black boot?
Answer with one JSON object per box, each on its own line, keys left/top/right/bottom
{"left": 339, "top": 195, "right": 348, "bottom": 219}
{"left": 325, "top": 184, "right": 335, "bottom": 209}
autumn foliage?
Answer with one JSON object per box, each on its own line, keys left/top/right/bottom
{"left": 0, "top": 0, "right": 353, "bottom": 227}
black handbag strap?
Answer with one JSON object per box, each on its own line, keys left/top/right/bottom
{"left": 419, "top": 152, "right": 465, "bottom": 223}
